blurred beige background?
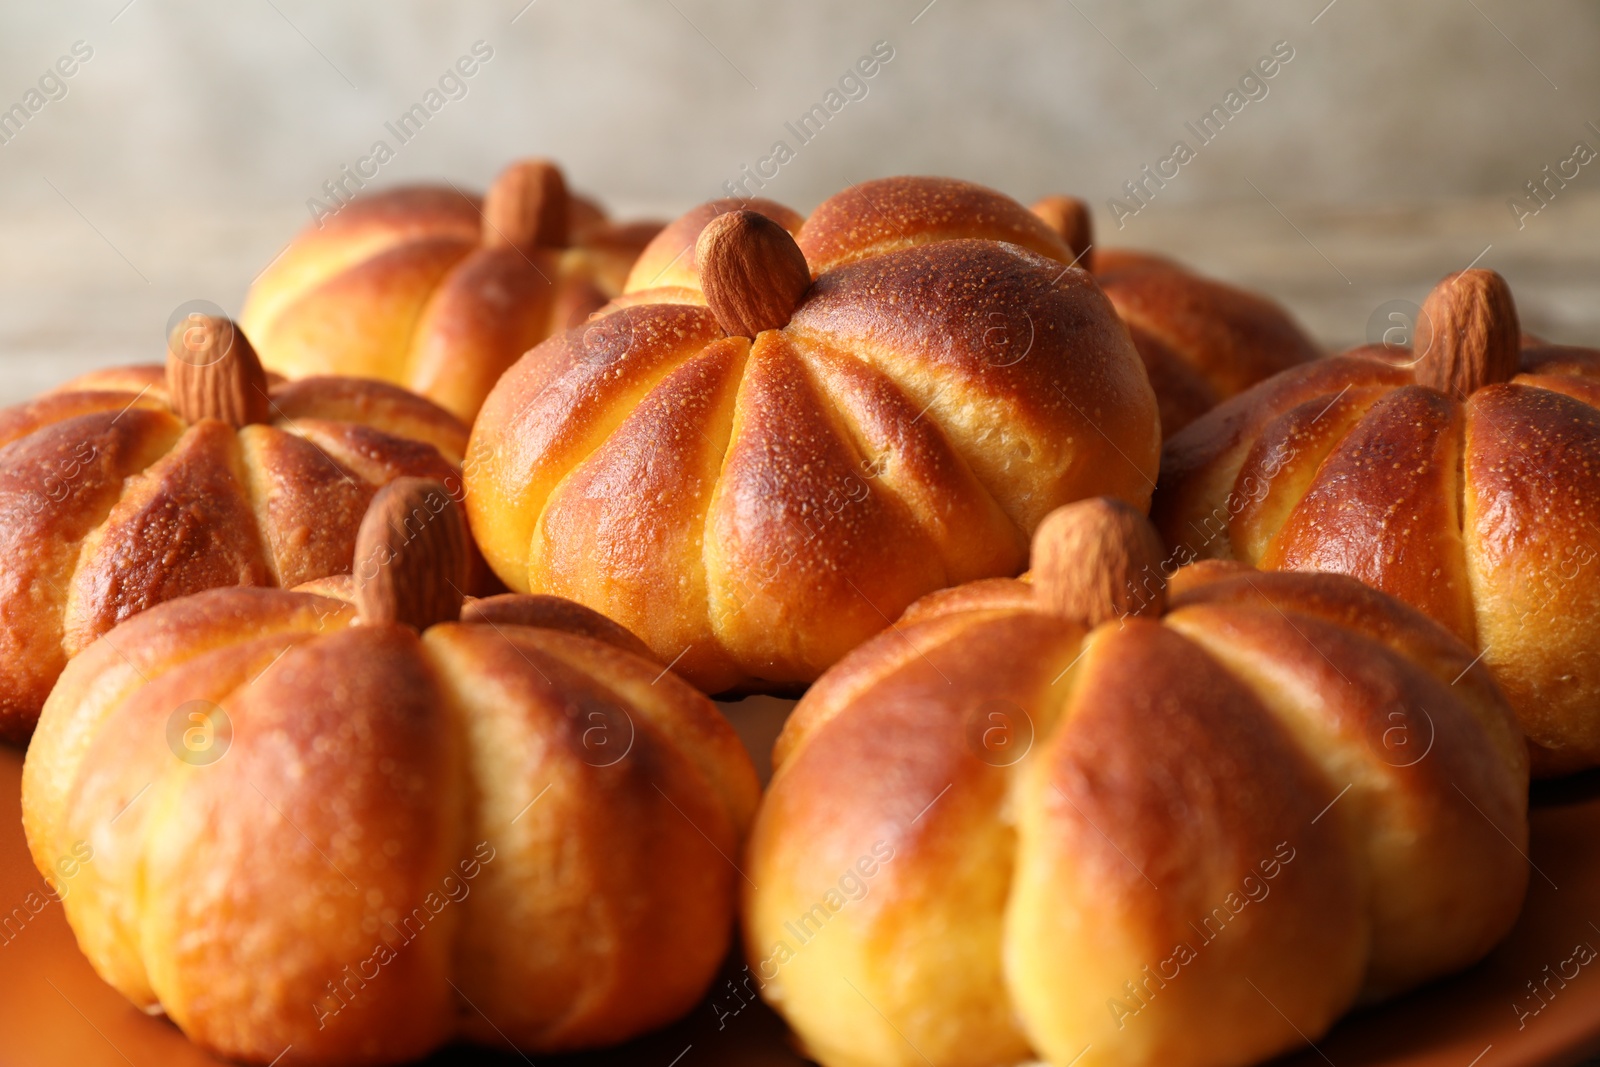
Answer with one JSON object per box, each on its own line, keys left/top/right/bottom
{"left": 2, "top": 0, "right": 1598, "bottom": 402}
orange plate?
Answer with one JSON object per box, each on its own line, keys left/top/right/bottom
{"left": 2, "top": 736, "right": 1599, "bottom": 1067}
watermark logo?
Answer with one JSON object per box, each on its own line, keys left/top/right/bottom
{"left": 721, "top": 41, "right": 895, "bottom": 203}
{"left": 1109, "top": 40, "right": 1295, "bottom": 229}
{"left": 1363, "top": 298, "right": 1432, "bottom": 366}
{"left": 980, "top": 308, "right": 1035, "bottom": 368}
{"left": 1507, "top": 123, "right": 1599, "bottom": 231}
{"left": 964, "top": 698, "right": 1035, "bottom": 767}
{"left": 306, "top": 42, "right": 495, "bottom": 228}
{"left": 166, "top": 299, "right": 234, "bottom": 367}
{"left": 166, "top": 700, "right": 232, "bottom": 766}
{"left": 715, "top": 840, "right": 897, "bottom": 1029}
{"left": 1374, "top": 706, "right": 1435, "bottom": 768}
{"left": 572, "top": 697, "right": 634, "bottom": 767}
{"left": 0, "top": 41, "right": 93, "bottom": 148}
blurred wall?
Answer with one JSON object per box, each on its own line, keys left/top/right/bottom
{"left": 4, "top": 0, "right": 1597, "bottom": 215}
{"left": 0, "top": 0, "right": 1597, "bottom": 393}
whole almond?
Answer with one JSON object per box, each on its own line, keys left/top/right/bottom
{"left": 695, "top": 209, "right": 812, "bottom": 338}
{"left": 1033, "top": 497, "right": 1168, "bottom": 626}
{"left": 1032, "top": 194, "right": 1094, "bottom": 269}
{"left": 353, "top": 477, "right": 469, "bottom": 631}
{"left": 1412, "top": 269, "right": 1520, "bottom": 400}
{"left": 483, "top": 158, "right": 569, "bottom": 252}
{"left": 165, "top": 314, "right": 271, "bottom": 427}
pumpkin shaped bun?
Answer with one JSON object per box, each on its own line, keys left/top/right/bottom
{"left": 22, "top": 479, "right": 759, "bottom": 1067}
{"left": 466, "top": 178, "right": 1162, "bottom": 695}
{"left": 1155, "top": 268, "right": 1600, "bottom": 775}
{"left": 746, "top": 498, "right": 1527, "bottom": 1067}
{"left": 0, "top": 316, "right": 481, "bottom": 741}
{"left": 240, "top": 158, "right": 663, "bottom": 420}
{"left": 1032, "top": 194, "right": 1321, "bottom": 435}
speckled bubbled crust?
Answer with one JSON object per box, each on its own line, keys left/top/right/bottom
{"left": 746, "top": 563, "right": 1526, "bottom": 1067}
{"left": 1154, "top": 344, "right": 1600, "bottom": 774}
{"left": 0, "top": 370, "right": 471, "bottom": 740}
{"left": 467, "top": 177, "right": 1161, "bottom": 694}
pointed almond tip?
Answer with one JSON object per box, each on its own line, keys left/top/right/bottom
{"left": 483, "top": 158, "right": 570, "bottom": 252}
{"left": 1033, "top": 497, "right": 1167, "bottom": 627}
{"left": 1031, "top": 194, "right": 1094, "bottom": 269}
{"left": 694, "top": 209, "right": 812, "bottom": 338}
{"left": 165, "top": 315, "right": 270, "bottom": 427}
{"left": 1413, "top": 268, "right": 1520, "bottom": 400}
{"left": 353, "top": 478, "right": 469, "bottom": 631}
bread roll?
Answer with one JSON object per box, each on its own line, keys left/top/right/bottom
{"left": 0, "top": 318, "right": 481, "bottom": 740}
{"left": 466, "top": 177, "right": 1161, "bottom": 695}
{"left": 1155, "top": 268, "right": 1600, "bottom": 774}
{"left": 746, "top": 498, "right": 1527, "bottom": 1067}
{"left": 1031, "top": 195, "right": 1321, "bottom": 435}
{"left": 22, "top": 480, "right": 758, "bottom": 1065}
{"left": 241, "top": 159, "right": 662, "bottom": 420}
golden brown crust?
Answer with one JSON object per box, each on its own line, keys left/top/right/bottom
{"left": 238, "top": 423, "right": 379, "bottom": 588}
{"left": 788, "top": 240, "right": 1158, "bottom": 524}
{"left": 1154, "top": 356, "right": 1412, "bottom": 561}
{"left": 0, "top": 369, "right": 474, "bottom": 739}
{"left": 1520, "top": 342, "right": 1600, "bottom": 379}
{"left": 243, "top": 171, "right": 655, "bottom": 421}
{"left": 469, "top": 200, "right": 1160, "bottom": 695}
{"left": 895, "top": 576, "right": 1035, "bottom": 626}
{"left": 1010, "top": 619, "right": 1365, "bottom": 1066}
{"left": 47, "top": 363, "right": 172, "bottom": 398}
{"left": 403, "top": 246, "right": 566, "bottom": 420}
{"left": 242, "top": 186, "right": 483, "bottom": 339}
{"left": 1123, "top": 320, "right": 1220, "bottom": 435}
{"left": 624, "top": 197, "right": 803, "bottom": 295}
{"left": 1225, "top": 383, "right": 1396, "bottom": 561}
{"left": 796, "top": 175, "right": 1073, "bottom": 272}
{"left": 465, "top": 302, "right": 725, "bottom": 599}
{"left": 701, "top": 330, "right": 950, "bottom": 685}
{"left": 1261, "top": 386, "right": 1475, "bottom": 644}
{"left": 460, "top": 592, "right": 656, "bottom": 662}
{"left": 1095, "top": 251, "right": 1321, "bottom": 406}
{"left": 23, "top": 583, "right": 757, "bottom": 1064}
{"left": 21, "top": 588, "right": 351, "bottom": 874}
{"left": 748, "top": 608, "right": 1084, "bottom": 1067}
{"left": 144, "top": 625, "right": 463, "bottom": 1063}
{"left": 525, "top": 334, "right": 750, "bottom": 692}
{"left": 1155, "top": 324, "right": 1600, "bottom": 773}
{"left": 1028, "top": 217, "right": 1319, "bottom": 434}
{"left": 0, "top": 384, "right": 167, "bottom": 449}
{"left": 0, "top": 409, "right": 183, "bottom": 738}
{"left": 253, "top": 236, "right": 479, "bottom": 388}
{"left": 63, "top": 420, "right": 272, "bottom": 656}
{"left": 1463, "top": 382, "right": 1600, "bottom": 774}
{"left": 747, "top": 559, "right": 1528, "bottom": 1067}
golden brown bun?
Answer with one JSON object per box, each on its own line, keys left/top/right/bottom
{"left": 624, "top": 197, "right": 804, "bottom": 294}
{"left": 22, "top": 587, "right": 759, "bottom": 1065}
{"left": 1030, "top": 200, "right": 1322, "bottom": 435}
{"left": 747, "top": 538, "right": 1527, "bottom": 1067}
{"left": 1154, "top": 292, "right": 1600, "bottom": 774}
{"left": 0, "top": 362, "right": 475, "bottom": 741}
{"left": 467, "top": 177, "right": 1161, "bottom": 696}
{"left": 241, "top": 160, "right": 663, "bottom": 421}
